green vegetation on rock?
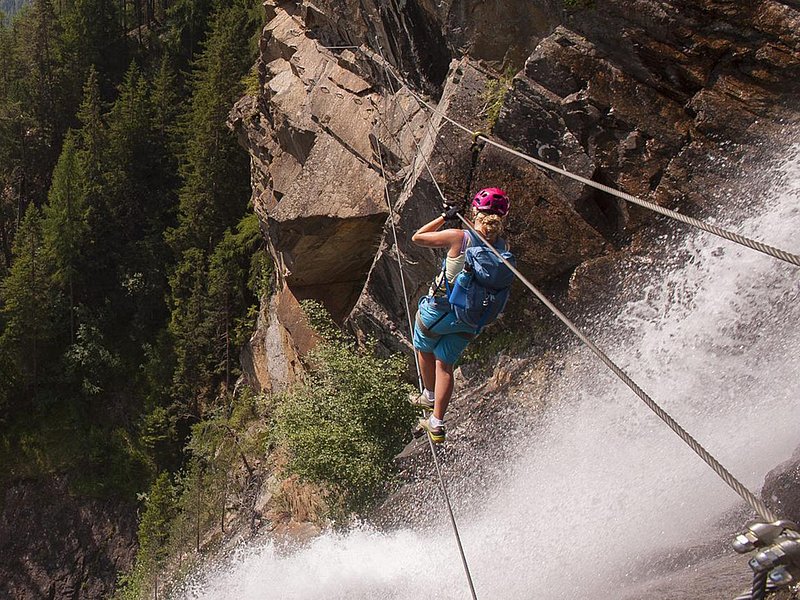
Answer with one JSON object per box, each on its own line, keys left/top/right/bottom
{"left": 483, "top": 67, "right": 515, "bottom": 131}
{"left": 275, "top": 300, "right": 417, "bottom": 515}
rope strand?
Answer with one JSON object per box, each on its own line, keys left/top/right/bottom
{"left": 375, "top": 142, "right": 423, "bottom": 393}
{"left": 374, "top": 40, "right": 480, "bottom": 600}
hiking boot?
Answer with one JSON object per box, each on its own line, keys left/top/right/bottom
{"left": 409, "top": 392, "right": 435, "bottom": 411}
{"left": 418, "top": 418, "right": 446, "bottom": 444}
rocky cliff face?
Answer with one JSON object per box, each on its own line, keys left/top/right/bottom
{"left": 0, "top": 477, "right": 137, "bottom": 599}
{"left": 230, "top": 0, "right": 800, "bottom": 393}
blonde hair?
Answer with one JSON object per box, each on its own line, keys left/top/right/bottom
{"left": 474, "top": 212, "right": 503, "bottom": 243}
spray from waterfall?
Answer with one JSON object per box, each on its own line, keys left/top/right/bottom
{"left": 174, "top": 142, "right": 800, "bottom": 600}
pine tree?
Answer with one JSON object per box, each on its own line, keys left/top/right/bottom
{"left": 0, "top": 203, "right": 60, "bottom": 400}
{"left": 12, "top": 0, "right": 71, "bottom": 204}
{"left": 76, "top": 67, "right": 106, "bottom": 182}
{"left": 207, "top": 213, "right": 263, "bottom": 389}
{"left": 168, "top": 247, "right": 214, "bottom": 416}
{"left": 74, "top": 66, "right": 117, "bottom": 309}
{"left": 42, "top": 131, "right": 88, "bottom": 344}
{"left": 151, "top": 55, "right": 181, "bottom": 159}
{"left": 20, "top": 0, "right": 61, "bottom": 135}
{"left": 105, "top": 61, "right": 177, "bottom": 342}
{"left": 136, "top": 472, "right": 176, "bottom": 595}
{"left": 166, "top": 0, "right": 255, "bottom": 256}
{"left": 106, "top": 62, "right": 156, "bottom": 244}
{"left": 58, "top": 0, "right": 125, "bottom": 98}
{"left": 163, "top": 0, "right": 213, "bottom": 68}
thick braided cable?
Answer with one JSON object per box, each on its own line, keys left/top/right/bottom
{"left": 750, "top": 570, "right": 769, "bottom": 600}
{"left": 456, "top": 212, "right": 776, "bottom": 522}
{"left": 389, "top": 74, "right": 800, "bottom": 268}
{"left": 374, "top": 41, "right": 480, "bottom": 600}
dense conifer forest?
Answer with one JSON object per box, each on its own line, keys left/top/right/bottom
{"left": 0, "top": 1, "right": 422, "bottom": 592}
{"left": 0, "top": 0, "right": 269, "bottom": 573}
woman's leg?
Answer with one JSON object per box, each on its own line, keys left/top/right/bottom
{"left": 418, "top": 350, "right": 436, "bottom": 394}
{"left": 432, "top": 359, "right": 454, "bottom": 421}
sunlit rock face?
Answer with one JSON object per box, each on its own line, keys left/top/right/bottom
{"left": 231, "top": 0, "right": 800, "bottom": 388}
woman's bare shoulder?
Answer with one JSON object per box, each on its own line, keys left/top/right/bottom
{"left": 412, "top": 227, "right": 465, "bottom": 248}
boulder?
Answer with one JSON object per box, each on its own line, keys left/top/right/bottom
{"left": 763, "top": 447, "right": 800, "bottom": 525}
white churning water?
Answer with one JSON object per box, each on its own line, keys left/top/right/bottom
{"left": 176, "top": 142, "right": 800, "bottom": 600}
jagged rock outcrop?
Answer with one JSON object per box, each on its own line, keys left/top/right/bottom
{"left": 231, "top": 0, "right": 800, "bottom": 391}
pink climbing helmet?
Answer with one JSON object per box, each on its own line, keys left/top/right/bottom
{"left": 471, "top": 187, "right": 510, "bottom": 216}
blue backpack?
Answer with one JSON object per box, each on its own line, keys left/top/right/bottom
{"left": 445, "top": 231, "right": 516, "bottom": 332}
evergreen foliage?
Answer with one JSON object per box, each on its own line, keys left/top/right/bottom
{"left": 0, "top": 203, "right": 59, "bottom": 403}
{"left": 166, "top": 0, "right": 254, "bottom": 255}
{"left": 163, "top": 0, "right": 264, "bottom": 433}
{"left": 42, "top": 131, "right": 88, "bottom": 344}
{"left": 0, "top": 0, "right": 264, "bottom": 501}
{"left": 275, "top": 301, "right": 417, "bottom": 514}
{"left": 118, "top": 389, "right": 266, "bottom": 599}
{"left": 136, "top": 473, "right": 177, "bottom": 584}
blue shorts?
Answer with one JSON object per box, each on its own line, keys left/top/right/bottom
{"left": 412, "top": 296, "right": 476, "bottom": 366}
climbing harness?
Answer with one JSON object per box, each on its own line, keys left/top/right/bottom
{"left": 414, "top": 310, "right": 475, "bottom": 341}
{"left": 374, "top": 55, "right": 800, "bottom": 269}
{"left": 373, "top": 40, "right": 480, "bottom": 600}
{"left": 731, "top": 519, "right": 800, "bottom": 599}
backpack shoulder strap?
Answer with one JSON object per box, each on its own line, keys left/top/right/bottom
{"left": 459, "top": 229, "right": 471, "bottom": 253}
{"left": 467, "top": 229, "right": 508, "bottom": 252}
{"left": 466, "top": 229, "right": 481, "bottom": 248}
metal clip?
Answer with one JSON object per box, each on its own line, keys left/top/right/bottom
{"left": 733, "top": 520, "right": 799, "bottom": 553}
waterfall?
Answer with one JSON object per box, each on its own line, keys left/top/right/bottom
{"left": 176, "top": 142, "right": 800, "bottom": 600}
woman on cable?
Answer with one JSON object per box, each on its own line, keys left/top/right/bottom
{"left": 410, "top": 187, "right": 511, "bottom": 443}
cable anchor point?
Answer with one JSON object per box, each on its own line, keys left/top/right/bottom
{"left": 732, "top": 519, "right": 800, "bottom": 598}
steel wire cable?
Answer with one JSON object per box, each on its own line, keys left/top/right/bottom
{"left": 374, "top": 141, "right": 423, "bottom": 392}
{"left": 375, "top": 57, "right": 800, "bottom": 269}
{"left": 374, "top": 41, "right": 480, "bottom": 600}
{"left": 454, "top": 213, "right": 776, "bottom": 522}
{"left": 750, "top": 570, "right": 769, "bottom": 600}
{"left": 365, "top": 50, "right": 776, "bottom": 519}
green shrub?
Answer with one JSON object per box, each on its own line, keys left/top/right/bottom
{"left": 483, "top": 67, "right": 515, "bottom": 131}
{"left": 241, "top": 65, "right": 260, "bottom": 97}
{"left": 274, "top": 301, "right": 416, "bottom": 514}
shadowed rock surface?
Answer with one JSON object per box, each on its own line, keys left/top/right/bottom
{"left": 0, "top": 477, "right": 136, "bottom": 599}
